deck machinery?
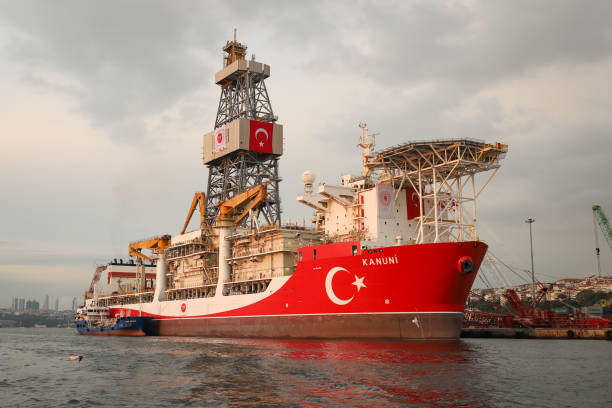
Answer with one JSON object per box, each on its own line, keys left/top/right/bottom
{"left": 94, "top": 34, "right": 320, "bottom": 308}
{"left": 299, "top": 128, "right": 508, "bottom": 248}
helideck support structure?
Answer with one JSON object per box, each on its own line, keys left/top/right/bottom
{"left": 368, "top": 139, "right": 508, "bottom": 244}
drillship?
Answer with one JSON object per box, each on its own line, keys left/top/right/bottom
{"left": 78, "top": 34, "right": 507, "bottom": 340}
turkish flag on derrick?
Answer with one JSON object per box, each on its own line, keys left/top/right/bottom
{"left": 249, "top": 120, "right": 274, "bottom": 154}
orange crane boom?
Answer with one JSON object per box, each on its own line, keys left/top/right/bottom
{"left": 129, "top": 235, "right": 171, "bottom": 263}
{"left": 181, "top": 192, "right": 206, "bottom": 234}
{"left": 218, "top": 184, "right": 267, "bottom": 225}
{"left": 84, "top": 264, "right": 107, "bottom": 300}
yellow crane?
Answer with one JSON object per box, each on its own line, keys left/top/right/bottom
{"left": 129, "top": 235, "right": 171, "bottom": 263}
{"left": 181, "top": 192, "right": 206, "bottom": 234}
{"left": 217, "top": 183, "right": 268, "bottom": 225}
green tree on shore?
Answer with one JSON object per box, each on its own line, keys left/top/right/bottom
{"left": 575, "top": 290, "right": 612, "bottom": 307}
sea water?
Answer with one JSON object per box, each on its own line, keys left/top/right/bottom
{"left": 0, "top": 328, "right": 610, "bottom": 407}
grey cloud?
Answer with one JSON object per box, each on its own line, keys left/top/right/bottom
{"left": 269, "top": 1, "right": 612, "bottom": 87}
{"left": 0, "top": 1, "right": 225, "bottom": 142}
{"left": 2, "top": 1, "right": 611, "bottom": 144}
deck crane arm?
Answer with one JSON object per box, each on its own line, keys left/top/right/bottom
{"left": 129, "top": 235, "right": 172, "bottom": 263}
{"left": 84, "top": 264, "right": 107, "bottom": 300}
{"left": 218, "top": 183, "right": 268, "bottom": 225}
{"left": 181, "top": 192, "right": 206, "bottom": 234}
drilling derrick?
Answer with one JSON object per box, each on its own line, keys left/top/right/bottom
{"left": 203, "top": 32, "right": 283, "bottom": 226}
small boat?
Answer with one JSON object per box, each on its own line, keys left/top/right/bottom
{"left": 74, "top": 306, "right": 150, "bottom": 336}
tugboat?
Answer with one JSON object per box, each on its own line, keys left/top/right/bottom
{"left": 75, "top": 305, "right": 150, "bottom": 336}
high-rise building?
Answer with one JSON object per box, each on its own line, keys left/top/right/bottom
{"left": 26, "top": 300, "right": 39, "bottom": 311}
{"left": 71, "top": 297, "right": 77, "bottom": 311}
{"left": 43, "top": 295, "right": 49, "bottom": 311}
{"left": 54, "top": 298, "right": 59, "bottom": 311}
{"left": 12, "top": 298, "right": 18, "bottom": 311}
{"left": 18, "top": 298, "right": 25, "bottom": 311}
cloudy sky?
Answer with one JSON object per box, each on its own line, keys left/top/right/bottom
{"left": 1, "top": 0, "right": 611, "bottom": 307}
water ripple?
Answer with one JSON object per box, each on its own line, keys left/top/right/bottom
{"left": 0, "top": 328, "right": 610, "bottom": 407}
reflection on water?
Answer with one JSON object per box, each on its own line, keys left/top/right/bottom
{"left": 180, "top": 338, "right": 487, "bottom": 407}
{"left": 1, "top": 328, "right": 610, "bottom": 407}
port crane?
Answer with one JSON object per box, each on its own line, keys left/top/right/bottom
{"left": 502, "top": 285, "right": 548, "bottom": 319}
{"left": 592, "top": 204, "right": 612, "bottom": 277}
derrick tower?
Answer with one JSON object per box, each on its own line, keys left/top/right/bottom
{"left": 203, "top": 31, "right": 283, "bottom": 226}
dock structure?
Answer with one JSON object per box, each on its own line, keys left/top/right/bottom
{"left": 462, "top": 327, "right": 612, "bottom": 340}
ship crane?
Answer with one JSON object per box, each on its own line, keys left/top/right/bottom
{"left": 84, "top": 264, "right": 107, "bottom": 300}
{"left": 129, "top": 235, "right": 171, "bottom": 263}
{"left": 217, "top": 183, "right": 268, "bottom": 225}
{"left": 181, "top": 192, "right": 206, "bottom": 234}
{"left": 592, "top": 204, "right": 612, "bottom": 277}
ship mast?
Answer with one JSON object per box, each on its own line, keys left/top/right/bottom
{"left": 357, "top": 123, "right": 375, "bottom": 178}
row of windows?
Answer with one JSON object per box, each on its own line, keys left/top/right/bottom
{"left": 298, "top": 245, "right": 360, "bottom": 261}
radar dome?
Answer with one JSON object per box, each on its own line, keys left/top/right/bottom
{"left": 301, "top": 171, "right": 315, "bottom": 184}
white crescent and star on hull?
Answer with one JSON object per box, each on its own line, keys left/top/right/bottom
{"left": 324, "top": 266, "right": 366, "bottom": 306}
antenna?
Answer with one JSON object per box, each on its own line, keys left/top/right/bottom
{"left": 357, "top": 123, "right": 376, "bottom": 177}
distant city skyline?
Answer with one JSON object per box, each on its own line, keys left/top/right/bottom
{"left": 5, "top": 295, "right": 77, "bottom": 310}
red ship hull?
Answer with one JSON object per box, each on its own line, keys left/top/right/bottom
{"left": 113, "top": 241, "right": 487, "bottom": 340}
{"left": 150, "top": 312, "right": 464, "bottom": 340}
